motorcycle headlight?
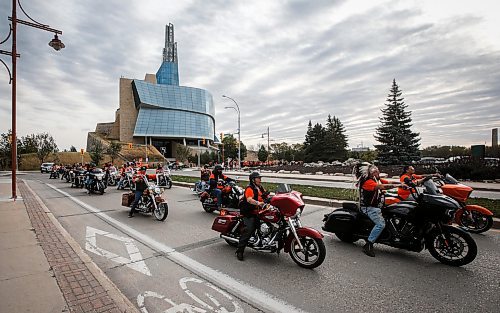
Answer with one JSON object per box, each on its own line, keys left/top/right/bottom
{"left": 154, "top": 187, "right": 161, "bottom": 194}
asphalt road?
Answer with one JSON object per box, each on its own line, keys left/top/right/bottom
{"left": 173, "top": 170, "right": 500, "bottom": 200}
{"left": 24, "top": 173, "right": 500, "bottom": 313}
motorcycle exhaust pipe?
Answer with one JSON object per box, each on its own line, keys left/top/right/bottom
{"left": 220, "top": 234, "right": 239, "bottom": 243}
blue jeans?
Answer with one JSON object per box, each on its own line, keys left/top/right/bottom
{"left": 211, "top": 189, "right": 222, "bottom": 207}
{"left": 130, "top": 190, "right": 143, "bottom": 215}
{"left": 361, "top": 206, "right": 386, "bottom": 243}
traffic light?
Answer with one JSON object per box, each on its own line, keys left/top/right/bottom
{"left": 80, "top": 148, "right": 84, "bottom": 155}
{"left": 220, "top": 132, "right": 224, "bottom": 140}
{"left": 202, "top": 138, "right": 205, "bottom": 145}
{"left": 128, "top": 143, "right": 133, "bottom": 149}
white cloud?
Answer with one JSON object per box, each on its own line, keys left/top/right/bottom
{"left": 0, "top": 0, "right": 499, "bottom": 151}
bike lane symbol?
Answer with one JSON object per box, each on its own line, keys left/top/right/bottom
{"left": 137, "top": 277, "right": 244, "bottom": 313}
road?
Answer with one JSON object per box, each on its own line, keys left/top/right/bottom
{"left": 172, "top": 170, "right": 500, "bottom": 200}
{"left": 22, "top": 173, "right": 500, "bottom": 313}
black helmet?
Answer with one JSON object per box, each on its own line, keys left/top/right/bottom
{"left": 249, "top": 171, "right": 261, "bottom": 182}
{"left": 140, "top": 166, "right": 147, "bottom": 171}
{"left": 214, "top": 165, "right": 223, "bottom": 172}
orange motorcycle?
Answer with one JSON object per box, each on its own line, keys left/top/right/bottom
{"left": 435, "top": 174, "right": 494, "bottom": 233}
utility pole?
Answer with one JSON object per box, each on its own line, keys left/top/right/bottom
{"left": 262, "top": 126, "right": 270, "bottom": 162}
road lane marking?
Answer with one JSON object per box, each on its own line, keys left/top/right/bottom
{"left": 45, "top": 183, "right": 307, "bottom": 313}
{"left": 85, "top": 226, "right": 152, "bottom": 276}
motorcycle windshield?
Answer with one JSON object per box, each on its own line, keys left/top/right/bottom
{"left": 275, "top": 183, "right": 292, "bottom": 194}
{"left": 444, "top": 174, "right": 459, "bottom": 184}
{"left": 422, "top": 179, "right": 440, "bottom": 195}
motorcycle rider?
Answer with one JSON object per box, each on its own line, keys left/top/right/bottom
{"left": 195, "top": 165, "right": 211, "bottom": 192}
{"left": 208, "top": 165, "right": 234, "bottom": 210}
{"left": 236, "top": 172, "right": 268, "bottom": 261}
{"left": 359, "top": 164, "right": 404, "bottom": 257}
{"left": 129, "top": 172, "right": 148, "bottom": 218}
{"left": 398, "top": 165, "right": 440, "bottom": 200}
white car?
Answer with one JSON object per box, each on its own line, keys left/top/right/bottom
{"left": 40, "top": 162, "right": 55, "bottom": 173}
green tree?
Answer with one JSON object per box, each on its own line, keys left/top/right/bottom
{"left": 257, "top": 145, "right": 269, "bottom": 162}
{"left": 303, "top": 122, "right": 326, "bottom": 162}
{"left": 106, "top": 141, "right": 122, "bottom": 164}
{"left": 89, "top": 139, "right": 104, "bottom": 166}
{"left": 375, "top": 79, "right": 420, "bottom": 164}
{"left": 221, "top": 134, "right": 247, "bottom": 161}
{"left": 176, "top": 144, "right": 192, "bottom": 163}
{"left": 325, "top": 115, "right": 349, "bottom": 161}
{"left": 70, "top": 145, "right": 77, "bottom": 152}
{"left": 35, "top": 133, "right": 58, "bottom": 164}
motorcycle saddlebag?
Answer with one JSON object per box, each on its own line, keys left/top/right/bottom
{"left": 211, "top": 215, "right": 238, "bottom": 233}
{"left": 121, "top": 192, "right": 134, "bottom": 207}
{"left": 322, "top": 209, "right": 357, "bottom": 233}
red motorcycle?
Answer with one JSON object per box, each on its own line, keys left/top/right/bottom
{"left": 211, "top": 184, "right": 326, "bottom": 269}
{"left": 435, "top": 174, "right": 494, "bottom": 233}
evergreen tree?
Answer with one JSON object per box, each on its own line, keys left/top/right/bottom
{"left": 304, "top": 123, "right": 326, "bottom": 162}
{"left": 375, "top": 79, "right": 420, "bottom": 164}
{"left": 257, "top": 145, "right": 269, "bottom": 162}
{"left": 325, "top": 115, "right": 348, "bottom": 161}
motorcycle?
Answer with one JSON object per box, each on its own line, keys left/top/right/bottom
{"left": 323, "top": 177, "right": 477, "bottom": 266}
{"left": 192, "top": 180, "right": 209, "bottom": 196}
{"left": 200, "top": 180, "right": 243, "bottom": 213}
{"left": 85, "top": 169, "right": 107, "bottom": 195}
{"left": 118, "top": 171, "right": 135, "bottom": 190}
{"left": 156, "top": 170, "right": 173, "bottom": 189}
{"left": 49, "top": 168, "right": 59, "bottom": 179}
{"left": 71, "top": 170, "right": 86, "bottom": 188}
{"left": 212, "top": 184, "right": 326, "bottom": 269}
{"left": 105, "top": 170, "right": 118, "bottom": 187}
{"left": 434, "top": 174, "right": 494, "bottom": 233}
{"left": 121, "top": 178, "right": 169, "bottom": 221}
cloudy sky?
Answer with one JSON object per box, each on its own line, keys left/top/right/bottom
{"left": 1, "top": 0, "right": 499, "bottom": 151}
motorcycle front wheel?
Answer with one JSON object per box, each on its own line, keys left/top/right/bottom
{"left": 458, "top": 210, "right": 493, "bottom": 233}
{"left": 427, "top": 225, "right": 477, "bottom": 266}
{"left": 289, "top": 236, "right": 326, "bottom": 269}
{"left": 154, "top": 203, "right": 169, "bottom": 221}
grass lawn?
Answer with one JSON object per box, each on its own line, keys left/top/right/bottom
{"left": 171, "top": 175, "right": 499, "bottom": 216}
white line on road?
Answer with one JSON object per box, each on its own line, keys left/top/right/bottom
{"left": 45, "top": 183, "right": 307, "bottom": 313}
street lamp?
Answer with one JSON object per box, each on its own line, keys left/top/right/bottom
{"left": 261, "top": 126, "right": 270, "bottom": 162}
{"left": 222, "top": 95, "right": 241, "bottom": 170}
{"left": 0, "top": 0, "right": 64, "bottom": 199}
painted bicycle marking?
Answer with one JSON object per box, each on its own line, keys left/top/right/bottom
{"left": 137, "top": 277, "right": 244, "bottom": 313}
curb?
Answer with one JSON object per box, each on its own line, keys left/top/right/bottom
{"left": 173, "top": 181, "right": 500, "bottom": 230}
{"left": 22, "top": 179, "right": 140, "bottom": 313}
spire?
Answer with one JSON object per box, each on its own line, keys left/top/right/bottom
{"left": 156, "top": 23, "right": 179, "bottom": 85}
{"left": 162, "top": 23, "right": 178, "bottom": 63}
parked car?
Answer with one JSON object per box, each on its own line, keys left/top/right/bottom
{"left": 40, "top": 162, "right": 55, "bottom": 173}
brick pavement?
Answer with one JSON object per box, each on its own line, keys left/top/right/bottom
{"left": 18, "top": 181, "right": 138, "bottom": 313}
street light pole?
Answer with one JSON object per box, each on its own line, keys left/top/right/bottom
{"left": 222, "top": 95, "right": 241, "bottom": 170}
{"left": 261, "top": 126, "right": 270, "bottom": 162}
{"left": 0, "top": 0, "right": 64, "bottom": 199}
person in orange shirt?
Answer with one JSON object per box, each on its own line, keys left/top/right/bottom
{"left": 359, "top": 165, "right": 404, "bottom": 257}
{"left": 236, "top": 172, "right": 268, "bottom": 261}
{"left": 398, "top": 166, "right": 440, "bottom": 200}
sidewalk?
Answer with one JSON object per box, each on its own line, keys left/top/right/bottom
{"left": 0, "top": 179, "right": 138, "bottom": 313}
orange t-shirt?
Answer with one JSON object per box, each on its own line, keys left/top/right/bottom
{"left": 361, "top": 178, "right": 389, "bottom": 191}
{"left": 398, "top": 174, "right": 423, "bottom": 199}
{"left": 245, "top": 186, "right": 263, "bottom": 202}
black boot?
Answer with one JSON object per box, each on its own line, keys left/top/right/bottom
{"left": 235, "top": 249, "right": 244, "bottom": 261}
{"left": 363, "top": 242, "right": 375, "bottom": 257}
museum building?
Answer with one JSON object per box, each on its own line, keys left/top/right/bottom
{"left": 89, "top": 23, "right": 218, "bottom": 158}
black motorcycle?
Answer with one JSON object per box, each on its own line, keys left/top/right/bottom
{"left": 71, "top": 170, "right": 86, "bottom": 188}
{"left": 85, "top": 169, "right": 106, "bottom": 195}
{"left": 49, "top": 169, "right": 59, "bottom": 179}
{"left": 322, "top": 177, "right": 477, "bottom": 266}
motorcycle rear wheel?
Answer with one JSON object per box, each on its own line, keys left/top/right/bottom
{"left": 427, "top": 225, "right": 477, "bottom": 266}
{"left": 289, "top": 236, "right": 326, "bottom": 269}
{"left": 154, "top": 203, "right": 169, "bottom": 221}
{"left": 165, "top": 180, "right": 172, "bottom": 189}
{"left": 459, "top": 211, "right": 493, "bottom": 234}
